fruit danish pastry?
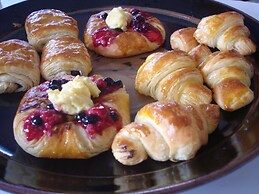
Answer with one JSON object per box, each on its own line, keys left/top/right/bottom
{"left": 25, "top": 9, "right": 79, "bottom": 52}
{"left": 84, "top": 7, "right": 166, "bottom": 58}
{"left": 0, "top": 39, "right": 40, "bottom": 94}
{"left": 13, "top": 75, "right": 130, "bottom": 158}
{"left": 199, "top": 50, "right": 254, "bottom": 111}
{"left": 41, "top": 36, "right": 92, "bottom": 80}
{"left": 194, "top": 11, "right": 256, "bottom": 56}
{"left": 112, "top": 101, "right": 220, "bottom": 165}
{"left": 170, "top": 27, "right": 212, "bottom": 64}
{"left": 135, "top": 50, "right": 212, "bottom": 105}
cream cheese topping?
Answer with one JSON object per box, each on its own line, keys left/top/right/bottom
{"left": 47, "top": 76, "right": 100, "bottom": 115}
{"left": 105, "top": 7, "right": 132, "bottom": 31}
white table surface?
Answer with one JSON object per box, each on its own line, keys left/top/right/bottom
{"left": 0, "top": 0, "right": 258, "bottom": 193}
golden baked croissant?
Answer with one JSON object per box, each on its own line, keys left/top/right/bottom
{"left": 112, "top": 101, "right": 220, "bottom": 165}
{"left": 84, "top": 7, "right": 165, "bottom": 58}
{"left": 0, "top": 39, "right": 40, "bottom": 94}
{"left": 135, "top": 50, "right": 212, "bottom": 105}
{"left": 41, "top": 36, "right": 92, "bottom": 80}
{"left": 199, "top": 50, "right": 254, "bottom": 111}
{"left": 25, "top": 9, "right": 79, "bottom": 52}
{"left": 170, "top": 27, "right": 212, "bottom": 64}
{"left": 194, "top": 11, "right": 256, "bottom": 56}
{"left": 13, "top": 75, "right": 130, "bottom": 158}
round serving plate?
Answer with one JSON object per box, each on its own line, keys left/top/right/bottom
{"left": 0, "top": 0, "right": 258, "bottom": 193}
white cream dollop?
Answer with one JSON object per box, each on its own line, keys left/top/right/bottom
{"left": 105, "top": 7, "right": 132, "bottom": 31}
{"left": 47, "top": 76, "right": 100, "bottom": 115}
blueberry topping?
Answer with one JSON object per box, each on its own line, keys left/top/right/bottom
{"left": 71, "top": 70, "right": 81, "bottom": 76}
{"left": 46, "top": 103, "right": 54, "bottom": 110}
{"left": 82, "top": 114, "right": 99, "bottom": 125}
{"left": 49, "top": 80, "right": 62, "bottom": 91}
{"left": 100, "top": 12, "right": 108, "bottom": 19}
{"left": 31, "top": 115, "right": 43, "bottom": 126}
{"left": 130, "top": 8, "right": 140, "bottom": 15}
{"left": 110, "top": 110, "right": 118, "bottom": 121}
{"left": 104, "top": 77, "right": 115, "bottom": 86}
{"left": 113, "top": 80, "right": 123, "bottom": 87}
{"left": 60, "top": 79, "right": 69, "bottom": 85}
{"left": 75, "top": 112, "right": 87, "bottom": 122}
{"left": 134, "top": 14, "right": 145, "bottom": 23}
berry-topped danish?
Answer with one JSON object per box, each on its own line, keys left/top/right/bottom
{"left": 84, "top": 7, "right": 166, "bottom": 58}
{"left": 13, "top": 75, "right": 130, "bottom": 158}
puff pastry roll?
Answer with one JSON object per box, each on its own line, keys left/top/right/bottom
{"left": 13, "top": 75, "right": 130, "bottom": 158}
{"left": 199, "top": 50, "right": 254, "bottom": 111}
{"left": 0, "top": 39, "right": 40, "bottom": 94}
{"left": 41, "top": 36, "right": 92, "bottom": 80}
{"left": 84, "top": 7, "right": 165, "bottom": 58}
{"left": 135, "top": 50, "right": 212, "bottom": 105}
{"left": 194, "top": 11, "right": 256, "bottom": 55}
{"left": 25, "top": 9, "right": 79, "bottom": 52}
{"left": 112, "top": 101, "right": 220, "bottom": 165}
{"left": 170, "top": 27, "right": 212, "bottom": 64}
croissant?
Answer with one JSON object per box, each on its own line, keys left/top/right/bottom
{"left": 135, "top": 50, "right": 212, "bottom": 105}
{"left": 170, "top": 27, "right": 212, "bottom": 64}
{"left": 194, "top": 11, "right": 256, "bottom": 56}
{"left": 41, "top": 36, "right": 92, "bottom": 80}
{"left": 0, "top": 39, "right": 40, "bottom": 94}
{"left": 112, "top": 101, "right": 220, "bottom": 165}
{"left": 199, "top": 50, "right": 254, "bottom": 111}
{"left": 25, "top": 9, "right": 79, "bottom": 52}
{"left": 13, "top": 75, "right": 130, "bottom": 158}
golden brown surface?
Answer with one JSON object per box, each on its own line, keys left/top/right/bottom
{"left": 112, "top": 101, "right": 220, "bottom": 165}
{"left": 199, "top": 50, "right": 254, "bottom": 111}
{"left": 41, "top": 36, "right": 92, "bottom": 80}
{"left": 84, "top": 8, "right": 166, "bottom": 58}
{"left": 135, "top": 50, "right": 212, "bottom": 105}
{"left": 25, "top": 9, "right": 79, "bottom": 52}
{"left": 194, "top": 11, "right": 256, "bottom": 55}
{"left": 0, "top": 39, "right": 40, "bottom": 93}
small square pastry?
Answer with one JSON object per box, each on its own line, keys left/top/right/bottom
{"left": 84, "top": 7, "right": 166, "bottom": 58}
{"left": 41, "top": 36, "right": 92, "bottom": 80}
{"left": 0, "top": 39, "right": 40, "bottom": 94}
{"left": 25, "top": 9, "right": 79, "bottom": 52}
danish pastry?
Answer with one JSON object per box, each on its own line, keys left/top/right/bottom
{"left": 135, "top": 50, "right": 212, "bottom": 105}
{"left": 112, "top": 101, "right": 220, "bottom": 165}
{"left": 170, "top": 27, "right": 212, "bottom": 64}
{"left": 84, "top": 7, "right": 166, "bottom": 58}
{"left": 0, "top": 39, "right": 40, "bottom": 94}
{"left": 199, "top": 50, "right": 254, "bottom": 111}
{"left": 41, "top": 36, "right": 92, "bottom": 80}
{"left": 194, "top": 11, "right": 256, "bottom": 56}
{"left": 13, "top": 75, "right": 130, "bottom": 158}
{"left": 25, "top": 9, "right": 79, "bottom": 52}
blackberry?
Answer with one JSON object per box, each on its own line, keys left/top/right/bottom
{"left": 31, "top": 115, "right": 43, "bottom": 126}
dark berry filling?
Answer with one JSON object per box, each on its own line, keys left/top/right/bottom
{"left": 48, "top": 79, "right": 69, "bottom": 91}
{"left": 92, "top": 8, "right": 163, "bottom": 47}
{"left": 23, "top": 110, "right": 65, "bottom": 141}
{"left": 75, "top": 105, "right": 122, "bottom": 138}
{"left": 46, "top": 103, "right": 54, "bottom": 110}
{"left": 71, "top": 70, "right": 81, "bottom": 76}
{"left": 95, "top": 77, "right": 123, "bottom": 96}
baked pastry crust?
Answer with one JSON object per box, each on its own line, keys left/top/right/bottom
{"left": 199, "top": 50, "right": 254, "bottom": 111}
{"left": 112, "top": 101, "right": 220, "bottom": 165}
{"left": 41, "top": 36, "right": 92, "bottom": 80}
{"left": 13, "top": 75, "right": 130, "bottom": 158}
{"left": 194, "top": 11, "right": 256, "bottom": 55}
{"left": 25, "top": 9, "right": 79, "bottom": 52}
{"left": 84, "top": 8, "right": 166, "bottom": 58}
{"left": 0, "top": 39, "right": 40, "bottom": 94}
{"left": 135, "top": 50, "right": 212, "bottom": 105}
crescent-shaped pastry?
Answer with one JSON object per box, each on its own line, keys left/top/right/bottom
{"left": 84, "top": 7, "right": 166, "bottom": 58}
{"left": 194, "top": 11, "right": 256, "bottom": 55}
{"left": 13, "top": 75, "right": 130, "bottom": 158}
{"left": 112, "top": 101, "right": 220, "bottom": 165}
{"left": 199, "top": 50, "right": 254, "bottom": 111}
{"left": 135, "top": 50, "right": 212, "bottom": 105}
{"left": 0, "top": 39, "right": 40, "bottom": 94}
{"left": 25, "top": 9, "right": 79, "bottom": 52}
{"left": 41, "top": 36, "right": 92, "bottom": 80}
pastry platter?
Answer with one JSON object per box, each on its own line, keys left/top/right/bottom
{"left": 0, "top": 0, "right": 259, "bottom": 193}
